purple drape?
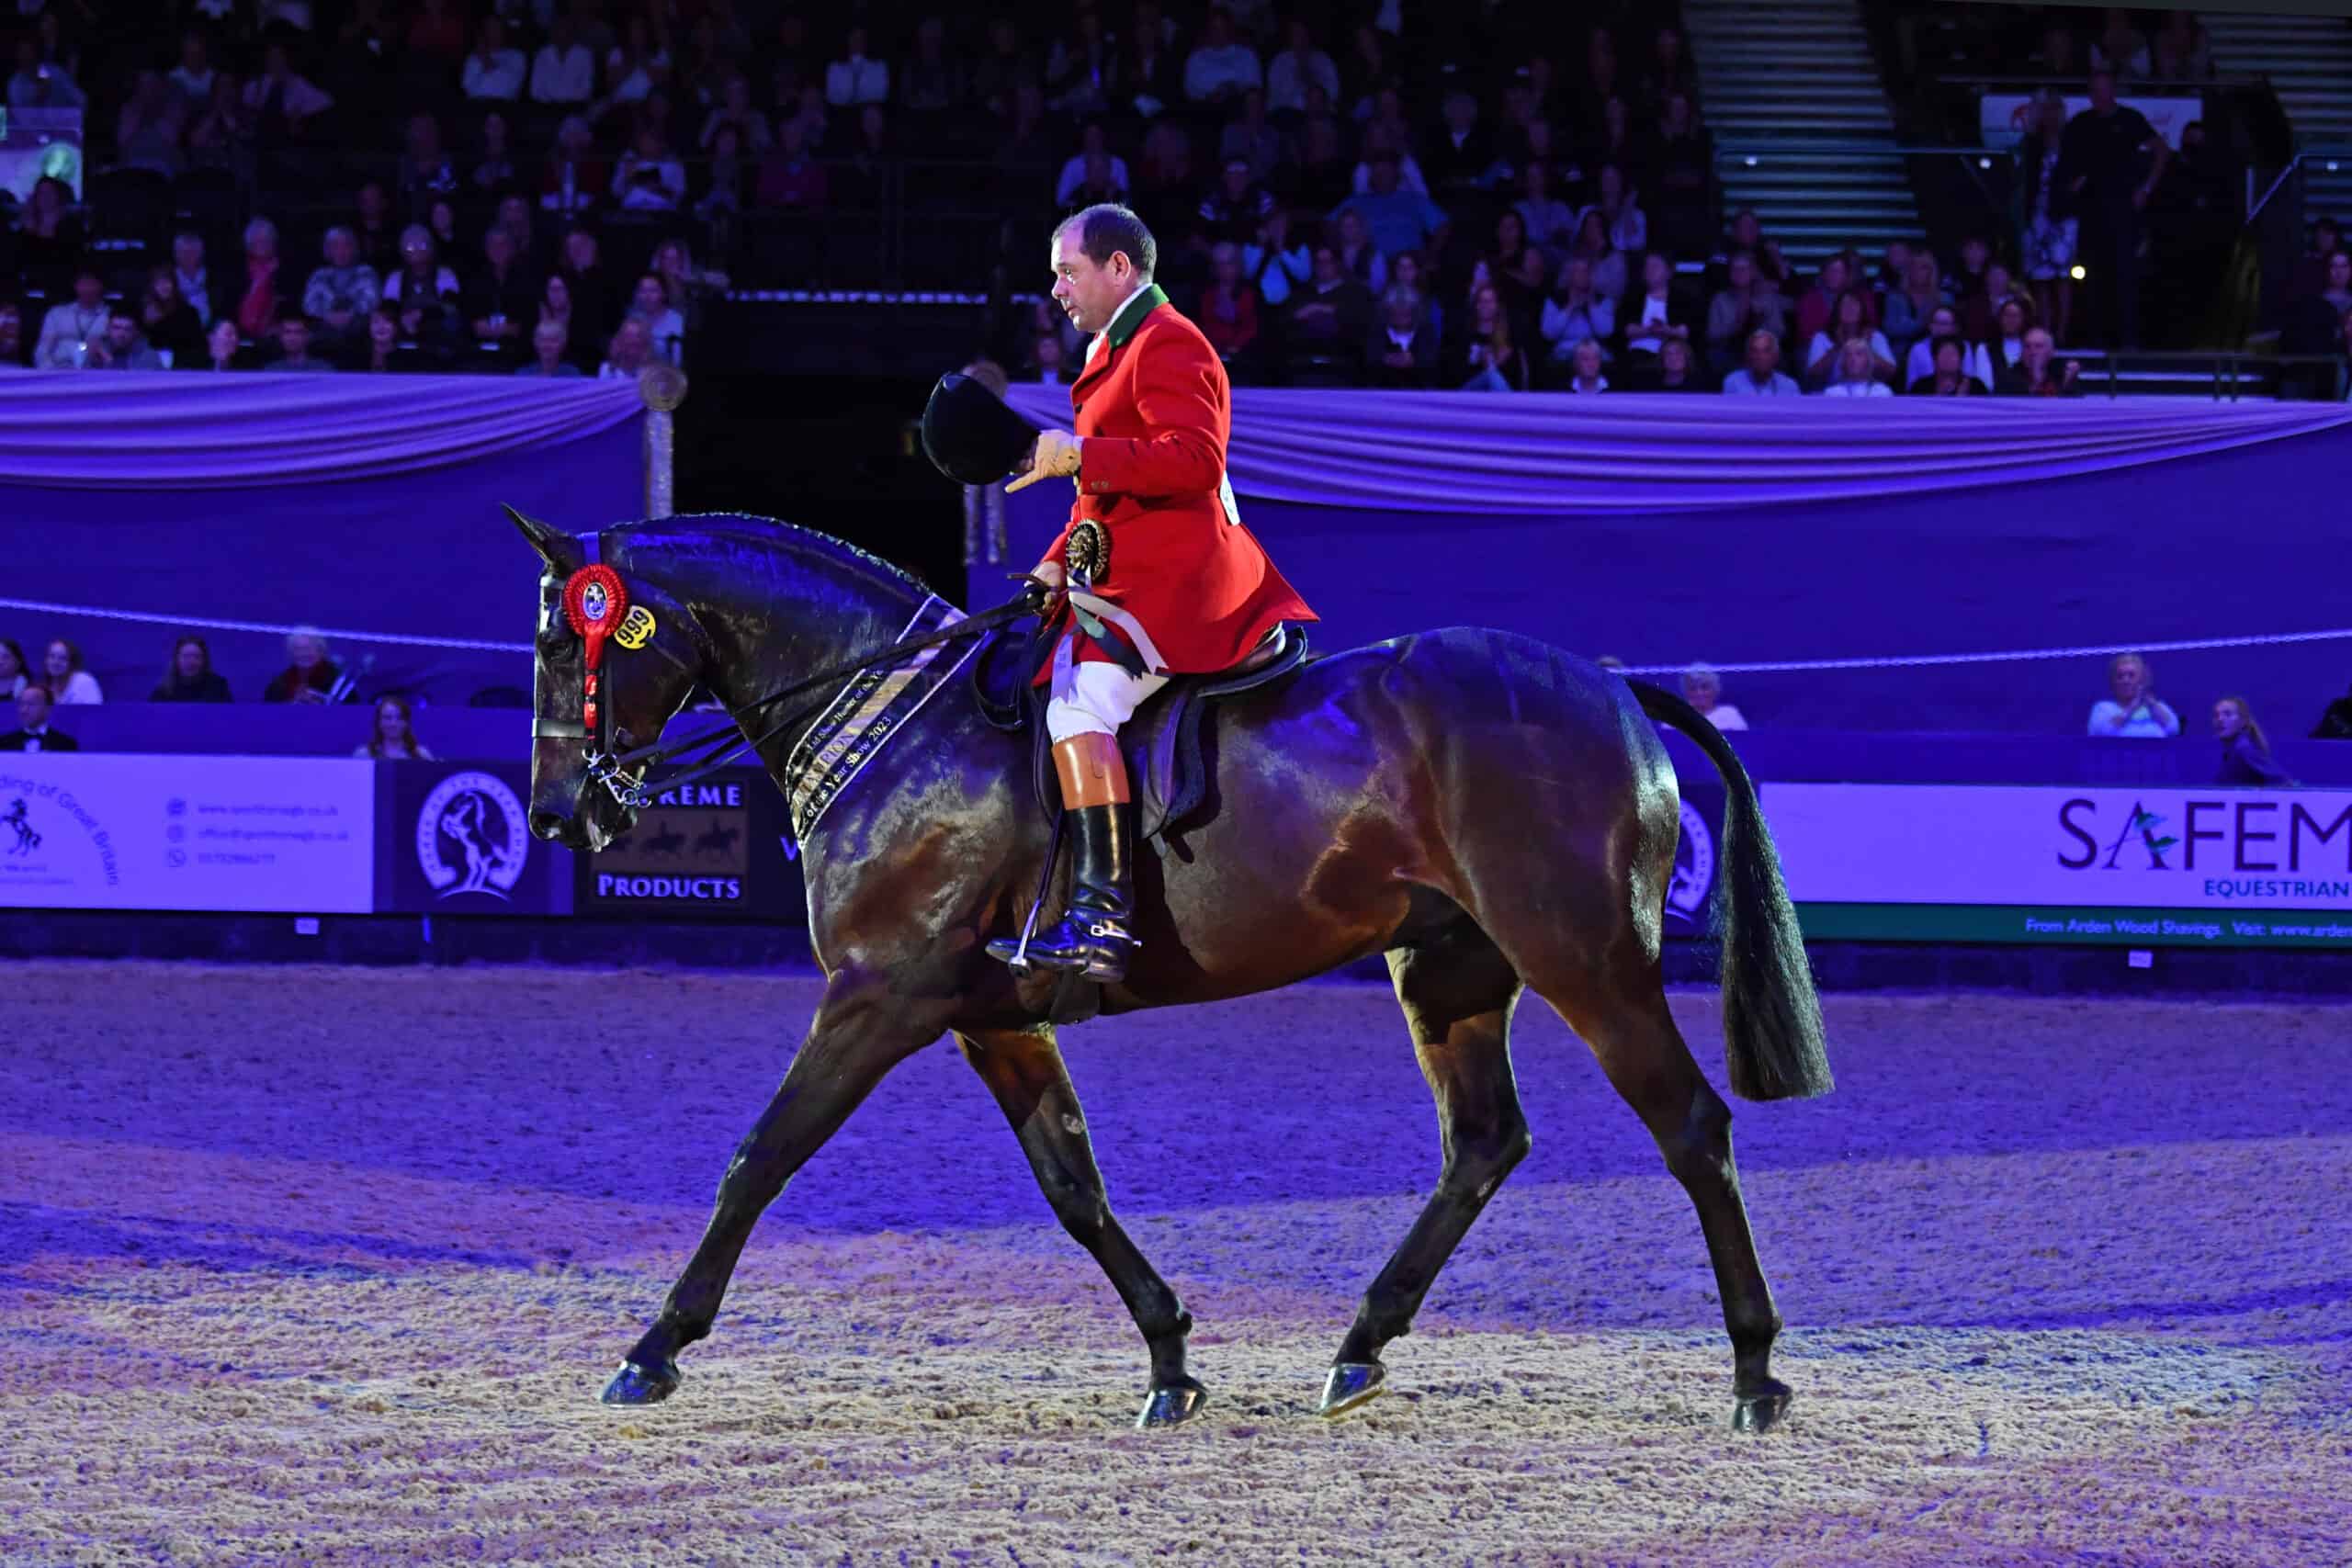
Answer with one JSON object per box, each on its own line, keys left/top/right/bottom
{"left": 0, "top": 370, "right": 643, "bottom": 488}
{"left": 1001, "top": 385, "right": 2352, "bottom": 515}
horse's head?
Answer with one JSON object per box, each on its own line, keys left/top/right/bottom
{"left": 509, "top": 506, "right": 709, "bottom": 853}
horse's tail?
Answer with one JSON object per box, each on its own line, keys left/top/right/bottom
{"left": 1626, "top": 679, "right": 1834, "bottom": 1102}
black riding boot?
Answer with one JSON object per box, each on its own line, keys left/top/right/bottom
{"left": 991, "top": 801, "right": 1139, "bottom": 983}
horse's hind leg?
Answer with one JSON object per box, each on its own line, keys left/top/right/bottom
{"left": 956, "top": 1027, "right": 1204, "bottom": 1429}
{"left": 1320, "top": 919, "right": 1527, "bottom": 1416}
{"left": 1546, "top": 974, "right": 1792, "bottom": 1432}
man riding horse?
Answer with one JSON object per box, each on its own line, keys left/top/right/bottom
{"left": 978, "top": 203, "right": 1315, "bottom": 984}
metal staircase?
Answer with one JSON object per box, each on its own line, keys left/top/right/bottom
{"left": 2203, "top": 12, "right": 2352, "bottom": 223}
{"left": 1682, "top": 0, "right": 1920, "bottom": 268}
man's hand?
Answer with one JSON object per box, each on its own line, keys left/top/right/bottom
{"left": 1007, "top": 428, "right": 1081, "bottom": 492}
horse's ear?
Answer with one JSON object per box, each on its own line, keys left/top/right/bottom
{"left": 503, "top": 504, "right": 579, "bottom": 574}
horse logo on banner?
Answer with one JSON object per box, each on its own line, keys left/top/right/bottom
{"left": 415, "top": 772, "right": 530, "bottom": 898}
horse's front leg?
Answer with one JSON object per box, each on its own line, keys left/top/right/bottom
{"left": 601, "top": 964, "right": 956, "bottom": 1404}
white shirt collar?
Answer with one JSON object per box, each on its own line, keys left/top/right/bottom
{"left": 1102, "top": 276, "right": 1155, "bottom": 337}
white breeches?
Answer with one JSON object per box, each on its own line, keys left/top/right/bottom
{"left": 1045, "top": 635, "right": 1169, "bottom": 741}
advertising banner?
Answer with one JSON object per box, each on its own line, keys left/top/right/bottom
{"left": 572, "top": 770, "right": 806, "bottom": 923}
{"left": 1769, "top": 783, "right": 2352, "bottom": 947}
{"left": 382, "top": 761, "right": 570, "bottom": 915}
{"left": 0, "top": 753, "right": 373, "bottom": 912}
{"left": 1979, "top": 92, "right": 2202, "bottom": 152}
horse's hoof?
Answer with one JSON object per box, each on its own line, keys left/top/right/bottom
{"left": 1135, "top": 1377, "right": 1209, "bottom": 1428}
{"left": 600, "top": 1359, "right": 681, "bottom": 1405}
{"left": 1732, "top": 1380, "right": 1792, "bottom": 1433}
{"left": 1317, "top": 1361, "right": 1385, "bottom": 1417}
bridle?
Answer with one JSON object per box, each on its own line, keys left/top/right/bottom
{"left": 532, "top": 530, "right": 1035, "bottom": 815}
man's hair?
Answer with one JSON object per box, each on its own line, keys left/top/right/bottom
{"left": 108, "top": 305, "right": 138, "bottom": 325}
{"left": 20, "top": 683, "right": 51, "bottom": 707}
{"left": 1056, "top": 204, "right": 1157, "bottom": 281}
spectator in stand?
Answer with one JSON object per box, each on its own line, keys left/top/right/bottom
{"left": 1424, "top": 87, "right": 1494, "bottom": 202}
{"left": 1618, "top": 250, "right": 1691, "bottom": 366}
{"left": 1447, "top": 282, "right": 1529, "bottom": 391}
{"left": 1045, "top": 8, "right": 1114, "bottom": 117}
{"left": 266, "top": 311, "right": 336, "bottom": 373}
{"left": 1804, "top": 292, "right": 1895, "bottom": 388}
{"left": 2310, "top": 680, "right": 2352, "bottom": 739}
{"left": 2090, "top": 8, "right": 2150, "bottom": 80}
{"left": 1334, "top": 151, "right": 1447, "bottom": 263}
{"left": 1366, "top": 284, "right": 1439, "bottom": 389}
{"left": 169, "top": 28, "right": 216, "bottom": 117}
{"left": 1515, "top": 161, "right": 1578, "bottom": 254}
{"left": 348, "top": 182, "right": 399, "bottom": 277}
{"left": 153, "top": 637, "right": 232, "bottom": 702}
{"left": 2064, "top": 69, "right": 2169, "bottom": 350}
{"left": 1822, "top": 336, "right": 1894, "bottom": 398}
{"left": 2089, "top": 655, "right": 2180, "bottom": 737}
{"left": 1563, "top": 337, "right": 1609, "bottom": 394}
{"left": 1997, "top": 325, "right": 2083, "bottom": 396}
{"left": 601, "top": 14, "right": 669, "bottom": 117}
{"left": 398, "top": 112, "right": 460, "bottom": 209}
{"left": 1883, "top": 252, "right": 1951, "bottom": 361}
{"left": 243, "top": 40, "right": 334, "bottom": 141}
{"left": 36, "top": 267, "right": 112, "bottom": 369}
{"left": 558, "top": 229, "right": 616, "bottom": 351}
{"left": 463, "top": 228, "right": 535, "bottom": 362}
{"left": 8, "top": 34, "right": 84, "bottom": 109}
{"left": 1267, "top": 19, "right": 1337, "bottom": 117}
{"left": 356, "top": 303, "right": 423, "bottom": 373}
{"left": 2150, "top": 11, "right": 2213, "bottom": 81}
{"left": 825, "top": 25, "right": 890, "bottom": 107}
{"left": 407, "top": 0, "right": 469, "bottom": 62}
{"left": 14, "top": 175, "right": 84, "bottom": 292}
{"left": 1717, "top": 208, "right": 1790, "bottom": 290}
{"left": 1354, "top": 106, "right": 1429, "bottom": 196}
{"left": 192, "top": 318, "right": 246, "bottom": 372}
{"left": 699, "top": 74, "right": 774, "bottom": 155}
{"left": 463, "top": 15, "right": 526, "bottom": 102}
{"left": 756, "top": 118, "right": 829, "bottom": 209}
{"left": 1540, "top": 254, "right": 1615, "bottom": 379}
{"left": 541, "top": 117, "right": 606, "bottom": 217}
{"left": 356, "top": 694, "right": 436, "bottom": 760}
{"left": 1903, "top": 305, "right": 1995, "bottom": 389}
{"left": 601, "top": 316, "right": 654, "bottom": 380}
{"left": 1985, "top": 296, "right": 2032, "bottom": 379}
{"left": 1647, "top": 336, "right": 1705, "bottom": 392}
{"left": 1648, "top": 92, "right": 1713, "bottom": 261}
{"left": 117, "top": 70, "right": 188, "bottom": 176}
{"left": 1870, "top": 238, "right": 1913, "bottom": 304}
{"left": 1642, "top": 25, "right": 1699, "bottom": 114}
{"left": 626, "top": 273, "right": 686, "bottom": 367}
{"left": 1581, "top": 163, "right": 1646, "bottom": 257}
{"left": 1184, "top": 8, "right": 1262, "bottom": 106}
{"left": 1242, "top": 208, "right": 1311, "bottom": 310}
{"left": 515, "top": 320, "right": 582, "bottom": 378}
{"left": 85, "top": 307, "right": 164, "bottom": 371}
{"left": 1288, "top": 112, "right": 1351, "bottom": 212}
{"left": 1561, "top": 209, "right": 1629, "bottom": 305}
{"left": 186, "top": 72, "right": 254, "bottom": 177}
{"left": 1123, "top": 1, "right": 1182, "bottom": 118}
{"left": 531, "top": 17, "right": 598, "bottom": 106}
{"left": 170, "top": 232, "right": 220, "bottom": 330}
{"left": 264, "top": 628, "right": 345, "bottom": 705}
{"left": 1723, "top": 329, "right": 1799, "bottom": 396}
{"left": 971, "top": 17, "right": 1035, "bottom": 120}
{"left": 1681, "top": 664, "right": 1747, "bottom": 730}
{"left": 613, "top": 123, "right": 687, "bottom": 212}
{"left": 1792, "top": 254, "right": 1865, "bottom": 345}
{"left": 41, "top": 640, "right": 101, "bottom": 705}
{"left": 900, "top": 16, "right": 967, "bottom": 130}
{"left": 1221, "top": 89, "right": 1283, "bottom": 185}
{"left": 1286, "top": 242, "right": 1373, "bottom": 375}
{"left": 0, "top": 685, "right": 77, "bottom": 752}
{"left": 1335, "top": 208, "right": 1391, "bottom": 297}
{"left": 1911, "top": 336, "right": 1989, "bottom": 396}
{"left": 1057, "top": 123, "right": 1132, "bottom": 208}
{"left": 2212, "top": 696, "right": 2292, "bottom": 785}
{"left": 650, "top": 240, "right": 726, "bottom": 334}
{"left": 0, "top": 303, "right": 22, "bottom": 370}
{"left": 1962, "top": 261, "right": 2025, "bottom": 345}
{"left": 0, "top": 639, "right": 25, "bottom": 697}
{"left": 2290, "top": 252, "right": 2352, "bottom": 355}
{"left": 303, "top": 228, "right": 379, "bottom": 351}
{"left": 1706, "top": 252, "right": 1787, "bottom": 378}
{"left": 382, "top": 225, "right": 462, "bottom": 344}
{"left": 1197, "top": 243, "right": 1261, "bottom": 367}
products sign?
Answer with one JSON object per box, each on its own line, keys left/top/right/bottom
{"left": 0, "top": 753, "right": 374, "bottom": 912}
{"left": 574, "top": 769, "right": 805, "bottom": 922}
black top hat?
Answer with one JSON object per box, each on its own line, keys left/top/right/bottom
{"left": 922, "top": 372, "right": 1046, "bottom": 487}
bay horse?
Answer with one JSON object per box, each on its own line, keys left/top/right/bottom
{"left": 515, "top": 510, "right": 1834, "bottom": 1432}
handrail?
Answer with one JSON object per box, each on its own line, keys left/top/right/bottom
{"left": 1929, "top": 73, "right": 2260, "bottom": 90}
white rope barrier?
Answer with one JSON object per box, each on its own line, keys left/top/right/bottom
{"left": 0, "top": 596, "right": 531, "bottom": 653}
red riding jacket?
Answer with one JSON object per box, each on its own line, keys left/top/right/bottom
{"left": 1038, "top": 285, "right": 1315, "bottom": 675}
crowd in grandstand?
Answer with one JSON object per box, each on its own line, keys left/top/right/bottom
{"left": 1, "top": 4, "right": 2343, "bottom": 389}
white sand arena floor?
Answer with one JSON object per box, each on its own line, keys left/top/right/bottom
{"left": 3, "top": 962, "right": 2347, "bottom": 1564}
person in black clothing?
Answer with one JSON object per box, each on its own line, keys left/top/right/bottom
{"left": 2312, "top": 681, "right": 2352, "bottom": 739}
{"left": 463, "top": 226, "right": 536, "bottom": 363}
{"left": 0, "top": 685, "right": 78, "bottom": 752}
{"left": 2060, "top": 68, "right": 2170, "bottom": 350}
{"left": 152, "top": 637, "right": 232, "bottom": 702}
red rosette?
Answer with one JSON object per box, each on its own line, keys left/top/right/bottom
{"left": 561, "top": 565, "right": 629, "bottom": 671}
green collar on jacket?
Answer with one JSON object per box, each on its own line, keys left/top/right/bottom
{"left": 1103, "top": 283, "right": 1169, "bottom": 350}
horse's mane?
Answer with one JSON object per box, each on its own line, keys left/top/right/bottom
{"left": 618, "top": 512, "right": 932, "bottom": 604}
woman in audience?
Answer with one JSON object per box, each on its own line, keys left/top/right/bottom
{"left": 1822, "top": 336, "right": 1894, "bottom": 397}
{"left": 190, "top": 317, "right": 244, "bottom": 371}
{"left": 381, "top": 226, "right": 462, "bottom": 351}
{"left": 2290, "top": 251, "right": 2352, "bottom": 354}
{"left": 13, "top": 175, "right": 85, "bottom": 291}
{"left": 264, "top": 628, "right": 344, "bottom": 705}
{"left": 1196, "top": 243, "right": 1261, "bottom": 365}
{"left": 1804, "top": 291, "right": 1895, "bottom": 388}
{"left": 1617, "top": 249, "right": 1691, "bottom": 366}
{"left": 139, "top": 265, "right": 207, "bottom": 367}
{"left": 1565, "top": 209, "right": 1628, "bottom": 305}
{"left": 1651, "top": 335, "right": 1706, "bottom": 392}
{"left": 42, "top": 639, "right": 102, "bottom": 705}
{"left": 1563, "top": 337, "right": 1608, "bottom": 394}
{"left": 1883, "top": 251, "right": 1950, "bottom": 361}
{"left": 2088, "top": 653, "right": 2180, "bottom": 738}
{"left": 0, "top": 639, "right": 27, "bottom": 699}
{"left": 1390, "top": 251, "right": 1442, "bottom": 343}
{"left": 2017, "top": 92, "right": 2076, "bottom": 344}
{"left": 2212, "top": 696, "right": 2292, "bottom": 785}
{"left": 627, "top": 273, "right": 687, "bottom": 367}
{"left": 1582, "top": 162, "right": 1646, "bottom": 256}
{"left": 1514, "top": 160, "right": 1578, "bottom": 254}
{"left": 1706, "top": 251, "right": 1787, "bottom": 377}
{"left": 152, "top": 637, "right": 232, "bottom": 702}
{"left": 1446, "top": 283, "right": 1529, "bottom": 391}
{"left": 356, "top": 694, "right": 436, "bottom": 761}
{"left": 1334, "top": 208, "right": 1390, "bottom": 298}
{"left": 650, "top": 238, "right": 729, "bottom": 334}
{"left": 1903, "top": 304, "right": 1994, "bottom": 389}
{"left": 1987, "top": 297, "right": 2032, "bottom": 378}
{"left": 1540, "top": 254, "right": 1615, "bottom": 378}
{"left": 1910, "top": 336, "right": 1990, "bottom": 396}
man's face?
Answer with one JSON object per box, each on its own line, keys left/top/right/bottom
{"left": 537, "top": 324, "right": 567, "bottom": 361}
{"left": 1311, "top": 246, "right": 1341, "bottom": 285}
{"left": 289, "top": 635, "right": 322, "bottom": 670}
{"left": 613, "top": 321, "right": 649, "bottom": 367}
{"left": 1048, "top": 228, "right": 1130, "bottom": 334}
{"left": 1746, "top": 334, "right": 1778, "bottom": 377}
{"left": 327, "top": 231, "right": 356, "bottom": 267}
{"left": 1820, "top": 258, "right": 1848, "bottom": 294}
{"left": 488, "top": 230, "right": 515, "bottom": 269}
{"left": 633, "top": 276, "right": 664, "bottom": 313}
{"left": 174, "top": 235, "right": 203, "bottom": 272}
{"left": 2111, "top": 660, "right": 2145, "bottom": 704}
{"left": 1369, "top": 156, "right": 1398, "bottom": 195}
{"left": 2089, "top": 73, "right": 2116, "bottom": 111}
{"left": 107, "top": 316, "right": 136, "bottom": 351}
{"left": 279, "top": 320, "right": 310, "bottom": 357}
{"left": 17, "top": 687, "right": 49, "bottom": 731}
{"left": 74, "top": 275, "right": 103, "bottom": 307}
{"left": 209, "top": 321, "right": 240, "bottom": 358}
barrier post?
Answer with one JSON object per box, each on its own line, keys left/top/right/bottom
{"left": 639, "top": 365, "right": 689, "bottom": 520}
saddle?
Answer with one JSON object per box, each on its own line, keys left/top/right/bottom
{"left": 972, "top": 622, "right": 1312, "bottom": 854}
